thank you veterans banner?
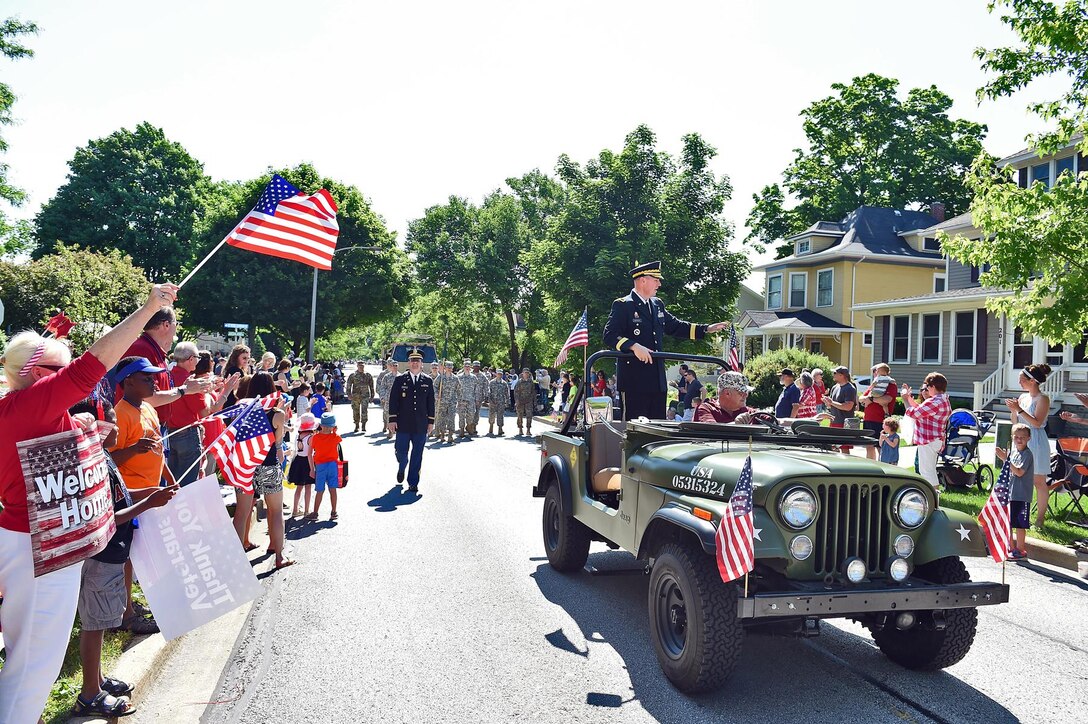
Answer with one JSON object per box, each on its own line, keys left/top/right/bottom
{"left": 129, "top": 475, "right": 262, "bottom": 640}
{"left": 18, "top": 424, "right": 116, "bottom": 577}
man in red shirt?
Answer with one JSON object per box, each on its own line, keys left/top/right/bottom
{"left": 694, "top": 372, "right": 756, "bottom": 424}
{"left": 858, "top": 362, "right": 897, "bottom": 460}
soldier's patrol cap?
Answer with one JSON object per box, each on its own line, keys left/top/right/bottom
{"left": 521, "top": 367, "right": 531, "bottom": 373}
{"left": 407, "top": 347, "right": 424, "bottom": 361}
{"left": 472, "top": 360, "right": 480, "bottom": 366}
{"left": 630, "top": 260, "right": 663, "bottom": 280}
{"left": 495, "top": 368, "right": 504, "bottom": 375}
{"left": 463, "top": 358, "right": 472, "bottom": 366}
{"left": 443, "top": 359, "right": 453, "bottom": 367}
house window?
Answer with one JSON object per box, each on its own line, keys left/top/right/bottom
{"left": 933, "top": 274, "right": 947, "bottom": 293}
{"left": 1073, "top": 331, "right": 1088, "bottom": 365}
{"left": 816, "top": 268, "right": 833, "bottom": 307}
{"left": 789, "top": 272, "right": 807, "bottom": 308}
{"left": 862, "top": 331, "right": 873, "bottom": 348}
{"left": 953, "top": 310, "right": 977, "bottom": 363}
{"left": 923, "top": 237, "right": 941, "bottom": 252}
{"left": 809, "top": 340, "right": 822, "bottom": 354}
{"left": 767, "top": 274, "right": 782, "bottom": 309}
{"left": 1056, "top": 155, "right": 1075, "bottom": 182}
{"left": 797, "top": 239, "right": 811, "bottom": 255}
{"left": 920, "top": 313, "right": 942, "bottom": 363}
{"left": 1046, "top": 342, "right": 1065, "bottom": 368}
{"left": 1031, "top": 162, "right": 1050, "bottom": 188}
{"left": 891, "top": 315, "right": 910, "bottom": 364}
{"left": 969, "top": 263, "right": 990, "bottom": 284}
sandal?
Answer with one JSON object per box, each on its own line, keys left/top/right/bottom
{"left": 101, "top": 675, "right": 134, "bottom": 697}
{"left": 72, "top": 691, "right": 136, "bottom": 717}
{"left": 330, "top": 511, "right": 339, "bottom": 520}
{"left": 243, "top": 543, "right": 258, "bottom": 552}
{"left": 274, "top": 558, "right": 296, "bottom": 570}
{"left": 303, "top": 513, "right": 318, "bottom": 521}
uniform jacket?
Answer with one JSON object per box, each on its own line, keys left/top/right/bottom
{"left": 602, "top": 291, "right": 708, "bottom": 393}
{"left": 435, "top": 372, "right": 461, "bottom": 408}
{"left": 346, "top": 371, "right": 375, "bottom": 400}
{"left": 456, "top": 372, "right": 479, "bottom": 402}
{"left": 513, "top": 379, "right": 537, "bottom": 405}
{"left": 376, "top": 371, "right": 395, "bottom": 402}
{"left": 388, "top": 372, "right": 435, "bottom": 434}
{"left": 488, "top": 379, "right": 510, "bottom": 407}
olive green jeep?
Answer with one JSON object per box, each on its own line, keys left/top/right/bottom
{"left": 533, "top": 351, "right": 1009, "bottom": 694}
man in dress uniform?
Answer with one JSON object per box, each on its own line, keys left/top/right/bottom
{"left": 603, "top": 260, "right": 730, "bottom": 420}
{"left": 387, "top": 348, "right": 435, "bottom": 493}
{"left": 346, "top": 360, "right": 375, "bottom": 433}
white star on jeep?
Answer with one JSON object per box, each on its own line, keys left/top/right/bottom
{"left": 753, "top": 528, "right": 762, "bottom": 541}
{"left": 956, "top": 524, "right": 971, "bottom": 541}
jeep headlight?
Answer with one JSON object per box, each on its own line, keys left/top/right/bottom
{"left": 894, "top": 489, "right": 929, "bottom": 529}
{"left": 779, "top": 486, "right": 818, "bottom": 529}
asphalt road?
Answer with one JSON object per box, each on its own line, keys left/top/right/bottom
{"left": 195, "top": 400, "right": 1088, "bottom": 724}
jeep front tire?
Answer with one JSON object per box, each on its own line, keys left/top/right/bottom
{"left": 648, "top": 542, "right": 744, "bottom": 693}
{"left": 542, "top": 483, "right": 591, "bottom": 572}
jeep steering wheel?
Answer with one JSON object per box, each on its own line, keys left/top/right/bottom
{"left": 749, "top": 411, "right": 788, "bottom": 435}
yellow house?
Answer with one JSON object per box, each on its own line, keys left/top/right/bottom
{"left": 742, "top": 205, "right": 947, "bottom": 372}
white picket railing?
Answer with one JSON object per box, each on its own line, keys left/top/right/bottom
{"left": 973, "top": 363, "right": 1008, "bottom": 411}
{"left": 1041, "top": 365, "right": 1065, "bottom": 401}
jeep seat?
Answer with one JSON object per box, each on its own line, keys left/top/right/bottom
{"left": 588, "top": 422, "right": 626, "bottom": 494}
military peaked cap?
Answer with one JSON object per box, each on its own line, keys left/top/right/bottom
{"left": 630, "top": 260, "right": 662, "bottom": 279}
{"left": 407, "top": 347, "right": 424, "bottom": 361}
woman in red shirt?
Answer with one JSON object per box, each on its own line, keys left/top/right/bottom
{"left": 0, "top": 283, "right": 180, "bottom": 724}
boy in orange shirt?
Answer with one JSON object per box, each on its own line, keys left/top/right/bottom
{"left": 308, "top": 412, "right": 342, "bottom": 520}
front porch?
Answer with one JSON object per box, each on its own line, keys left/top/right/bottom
{"left": 739, "top": 309, "right": 857, "bottom": 365}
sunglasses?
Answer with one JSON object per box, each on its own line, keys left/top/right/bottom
{"left": 35, "top": 363, "right": 67, "bottom": 372}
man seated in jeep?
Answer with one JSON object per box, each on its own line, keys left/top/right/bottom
{"left": 693, "top": 371, "right": 757, "bottom": 424}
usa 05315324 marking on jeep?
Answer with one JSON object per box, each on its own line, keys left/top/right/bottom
{"left": 671, "top": 465, "right": 728, "bottom": 497}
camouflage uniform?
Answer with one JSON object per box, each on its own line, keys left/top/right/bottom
{"left": 471, "top": 363, "right": 488, "bottom": 433}
{"left": 487, "top": 373, "right": 509, "bottom": 434}
{"left": 346, "top": 367, "right": 375, "bottom": 432}
{"left": 434, "top": 364, "right": 461, "bottom": 442}
{"left": 456, "top": 363, "right": 478, "bottom": 437}
{"left": 377, "top": 364, "right": 398, "bottom": 437}
{"left": 513, "top": 374, "right": 537, "bottom": 435}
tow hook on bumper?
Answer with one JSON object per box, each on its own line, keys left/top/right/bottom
{"left": 736, "top": 581, "right": 1010, "bottom": 620}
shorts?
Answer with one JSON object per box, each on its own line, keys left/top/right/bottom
{"left": 252, "top": 464, "right": 283, "bottom": 496}
{"left": 287, "top": 456, "right": 313, "bottom": 485}
{"left": 315, "top": 461, "right": 339, "bottom": 492}
{"left": 862, "top": 420, "right": 883, "bottom": 435}
{"left": 1010, "top": 500, "right": 1030, "bottom": 530}
{"left": 78, "top": 558, "right": 127, "bottom": 631}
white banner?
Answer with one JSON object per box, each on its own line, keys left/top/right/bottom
{"left": 129, "top": 475, "right": 262, "bottom": 640}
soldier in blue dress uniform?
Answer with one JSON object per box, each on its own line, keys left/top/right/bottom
{"left": 387, "top": 347, "right": 435, "bottom": 492}
{"left": 603, "top": 261, "right": 730, "bottom": 420}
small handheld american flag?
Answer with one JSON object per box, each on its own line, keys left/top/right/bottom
{"left": 209, "top": 399, "right": 277, "bottom": 494}
{"left": 978, "top": 457, "right": 1012, "bottom": 563}
{"left": 715, "top": 455, "right": 756, "bottom": 582}
{"left": 555, "top": 309, "right": 589, "bottom": 367}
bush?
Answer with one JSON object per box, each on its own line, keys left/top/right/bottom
{"left": 744, "top": 348, "right": 836, "bottom": 408}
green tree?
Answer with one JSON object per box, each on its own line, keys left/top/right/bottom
{"left": 34, "top": 122, "right": 210, "bottom": 279}
{"left": 0, "top": 245, "right": 149, "bottom": 353}
{"left": 0, "top": 16, "right": 38, "bottom": 255}
{"left": 179, "top": 164, "right": 412, "bottom": 355}
{"left": 747, "top": 74, "right": 989, "bottom": 257}
{"left": 939, "top": 1, "right": 1088, "bottom": 343}
{"left": 527, "top": 125, "right": 747, "bottom": 357}
{"left": 403, "top": 290, "right": 507, "bottom": 365}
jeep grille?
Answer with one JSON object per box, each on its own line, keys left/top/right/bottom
{"left": 813, "top": 483, "right": 892, "bottom": 575}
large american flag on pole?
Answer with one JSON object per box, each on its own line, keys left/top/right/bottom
{"left": 727, "top": 324, "right": 742, "bottom": 372}
{"left": 209, "top": 399, "right": 276, "bottom": 493}
{"left": 224, "top": 174, "right": 340, "bottom": 270}
{"left": 715, "top": 455, "right": 756, "bottom": 582}
{"left": 555, "top": 309, "right": 589, "bottom": 366}
{"left": 978, "top": 456, "right": 1012, "bottom": 563}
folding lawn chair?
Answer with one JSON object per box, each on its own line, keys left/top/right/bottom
{"left": 1047, "top": 438, "right": 1088, "bottom": 523}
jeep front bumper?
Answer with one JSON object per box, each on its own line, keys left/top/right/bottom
{"left": 736, "top": 581, "right": 1009, "bottom": 620}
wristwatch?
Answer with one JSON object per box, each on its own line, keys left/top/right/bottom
{"left": 176, "top": 386, "right": 186, "bottom": 397}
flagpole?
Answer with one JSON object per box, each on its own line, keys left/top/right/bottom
{"left": 171, "top": 398, "right": 260, "bottom": 485}
{"left": 745, "top": 435, "right": 753, "bottom": 598}
{"left": 178, "top": 238, "right": 228, "bottom": 289}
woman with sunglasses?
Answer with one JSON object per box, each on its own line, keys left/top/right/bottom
{"left": 0, "top": 283, "right": 180, "bottom": 724}
{"left": 901, "top": 373, "right": 952, "bottom": 493}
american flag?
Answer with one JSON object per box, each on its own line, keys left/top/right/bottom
{"left": 555, "top": 309, "right": 589, "bottom": 366}
{"left": 224, "top": 174, "right": 340, "bottom": 270}
{"left": 715, "top": 455, "right": 756, "bottom": 582}
{"left": 213, "top": 392, "right": 283, "bottom": 422}
{"left": 209, "top": 399, "right": 276, "bottom": 493}
{"left": 727, "top": 324, "right": 742, "bottom": 372}
{"left": 978, "top": 457, "right": 1012, "bottom": 563}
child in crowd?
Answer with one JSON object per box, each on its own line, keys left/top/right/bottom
{"left": 308, "top": 412, "right": 342, "bottom": 520}
{"left": 879, "top": 418, "right": 901, "bottom": 465}
{"left": 69, "top": 398, "right": 178, "bottom": 717}
{"left": 996, "top": 423, "right": 1035, "bottom": 560}
{"left": 109, "top": 356, "right": 177, "bottom": 633}
{"left": 289, "top": 413, "right": 318, "bottom": 517}
{"left": 309, "top": 383, "right": 328, "bottom": 419}
{"left": 293, "top": 383, "right": 312, "bottom": 416}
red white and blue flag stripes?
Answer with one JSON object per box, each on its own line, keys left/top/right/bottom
{"left": 715, "top": 455, "right": 755, "bottom": 582}
{"left": 727, "top": 324, "right": 742, "bottom": 372}
{"left": 978, "top": 456, "right": 1012, "bottom": 562}
{"left": 555, "top": 308, "right": 589, "bottom": 366}
{"left": 209, "top": 398, "right": 277, "bottom": 494}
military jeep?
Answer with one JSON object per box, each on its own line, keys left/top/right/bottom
{"left": 533, "top": 351, "right": 1009, "bottom": 694}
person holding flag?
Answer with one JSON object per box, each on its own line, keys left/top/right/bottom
{"left": 603, "top": 261, "right": 731, "bottom": 420}
{"left": 994, "top": 424, "right": 1034, "bottom": 560}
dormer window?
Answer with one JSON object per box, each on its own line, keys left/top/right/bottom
{"left": 796, "top": 239, "right": 811, "bottom": 255}
{"left": 923, "top": 237, "right": 941, "bottom": 252}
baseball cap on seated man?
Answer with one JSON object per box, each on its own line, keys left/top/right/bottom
{"left": 111, "top": 357, "right": 167, "bottom": 386}
{"left": 717, "top": 371, "right": 754, "bottom": 393}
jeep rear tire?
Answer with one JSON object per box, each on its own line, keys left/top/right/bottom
{"left": 542, "top": 483, "right": 591, "bottom": 572}
{"left": 647, "top": 542, "right": 744, "bottom": 693}
{"left": 872, "top": 556, "right": 978, "bottom": 670}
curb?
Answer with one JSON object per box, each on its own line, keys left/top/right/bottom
{"left": 1024, "top": 536, "right": 1088, "bottom": 574}
{"left": 70, "top": 631, "right": 178, "bottom": 723}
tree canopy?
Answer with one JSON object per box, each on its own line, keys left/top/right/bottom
{"left": 0, "top": 16, "right": 38, "bottom": 257}
{"left": 941, "top": 0, "right": 1088, "bottom": 343}
{"left": 746, "top": 74, "right": 989, "bottom": 258}
{"left": 34, "top": 122, "right": 210, "bottom": 279}
{"left": 179, "top": 164, "right": 412, "bottom": 355}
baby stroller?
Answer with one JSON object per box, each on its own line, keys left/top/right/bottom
{"left": 937, "top": 409, "right": 997, "bottom": 492}
{"left": 1044, "top": 438, "right": 1088, "bottom": 525}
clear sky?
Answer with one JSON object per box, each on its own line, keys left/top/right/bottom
{"left": 0, "top": 0, "right": 1059, "bottom": 286}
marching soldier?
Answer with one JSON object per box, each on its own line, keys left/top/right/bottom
{"left": 377, "top": 359, "right": 399, "bottom": 439}
{"left": 434, "top": 360, "right": 461, "bottom": 443}
{"left": 456, "top": 359, "right": 477, "bottom": 438}
{"left": 346, "top": 360, "right": 375, "bottom": 433}
{"left": 487, "top": 368, "right": 510, "bottom": 435}
{"left": 603, "top": 261, "right": 729, "bottom": 420}
{"left": 471, "top": 361, "right": 488, "bottom": 435}
{"left": 513, "top": 368, "right": 537, "bottom": 436}
{"left": 387, "top": 348, "right": 435, "bottom": 493}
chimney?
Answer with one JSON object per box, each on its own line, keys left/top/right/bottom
{"left": 929, "top": 201, "right": 946, "bottom": 222}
